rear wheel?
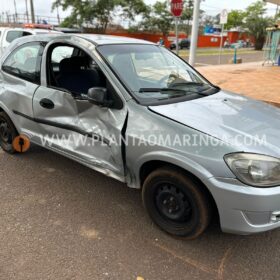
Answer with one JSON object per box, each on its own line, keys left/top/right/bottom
{"left": 0, "top": 112, "right": 18, "bottom": 154}
{"left": 142, "top": 167, "right": 212, "bottom": 239}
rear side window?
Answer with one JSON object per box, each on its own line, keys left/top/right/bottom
{"left": 6, "top": 31, "right": 32, "bottom": 43}
{"left": 2, "top": 42, "right": 44, "bottom": 84}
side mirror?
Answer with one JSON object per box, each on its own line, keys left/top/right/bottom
{"left": 87, "top": 87, "right": 112, "bottom": 107}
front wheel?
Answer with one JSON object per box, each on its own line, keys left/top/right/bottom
{"left": 0, "top": 111, "right": 18, "bottom": 153}
{"left": 142, "top": 167, "right": 212, "bottom": 239}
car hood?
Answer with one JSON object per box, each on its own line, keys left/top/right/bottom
{"left": 149, "top": 91, "right": 280, "bottom": 157}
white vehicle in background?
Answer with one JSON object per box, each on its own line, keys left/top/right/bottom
{"left": 0, "top": 27, "right": 61, "bottom": 57}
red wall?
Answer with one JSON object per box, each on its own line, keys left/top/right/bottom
{"left": 106, "top": 32, "right": 187, "bottom": 48}
{"left": 106, "top": 31, "right": 254, "bottom": 48}
{"left": 227, "top": 32, "right": 240, "bottom": 44}
{"left": 197, "top": 35, "right": 226, "bottom": 48}
{"left": 226, "top": 32, "right": 255, "bottom": 44}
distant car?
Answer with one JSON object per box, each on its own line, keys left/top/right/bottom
{"left": 0, "top": 27, "right": 61, "bottom": 57}
{"left": 170, "top": 38, "right": 190, "bottom": 50}
{"left": 230, "top": 40, "right": 247, "bottom": 49}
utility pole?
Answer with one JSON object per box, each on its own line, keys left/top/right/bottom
{"left": 6, "top": 12, "right": 10, "bottom": 23}
{"left": 189, "top": 0, "right": 201, "bottom": 66}
{"left": 25, "top": 0, "right": 29, "bottom": 23}
{"left": 13, "top": 0, "right": 18, "bottom": 22}
{"left": 30, "top": 0, "right": 35, "bottom": 23}
{"left": 56, "top": 6, "right": 61, "bottom": 25}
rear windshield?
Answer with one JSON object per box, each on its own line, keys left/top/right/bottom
{"left": 6, "top": 31, "right": 32, "bottom": 43}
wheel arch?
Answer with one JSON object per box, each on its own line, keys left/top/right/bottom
{"left": 139, "top": 159, "right": 220, "bottom": 223}
{"left": 0, "top": 104, "right": 20, "bottom": 133}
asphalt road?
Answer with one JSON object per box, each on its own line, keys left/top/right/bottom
{"left": 183, "top": 51, "right": 264, "bottom": 66}
{"left": 0, "top": 145, "right": 279, "bottom": 280}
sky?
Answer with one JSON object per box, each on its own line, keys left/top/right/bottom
{"left": 0, "top": 0, "right": 278, "bottom": 23}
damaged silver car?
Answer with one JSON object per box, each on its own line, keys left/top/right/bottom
{"left": 0, "top": 34, "right": 280, "bottom": 239}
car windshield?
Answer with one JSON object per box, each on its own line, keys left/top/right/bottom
{"left": 97, "top": 44, "right": 219, "bottom": 105}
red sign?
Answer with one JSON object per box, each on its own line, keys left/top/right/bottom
{"left": 171, "top": 0, "right": 184, "bottom": 17}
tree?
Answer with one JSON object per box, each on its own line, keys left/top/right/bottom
{"left": 181, "top": 0, "right": 194, "bottom": 35}
{"left": 52, "top": 0, "right": 92, "bottom": 28}
{"left": 140, "top": 1, "right": 173, "bottom": 37}
{"left": 225, "top": 10, "right": 246, "bottom": 30}
{"left": 244, "top": 1, "right": 273, "bottom": 50}
{"left": 200, "top": 15, "right": 217, "bottom": 27}
{"left": 276, "top": 10, "right": 280, "bottom": 21}
{"left": 119, "top": 0, "right": 148, "bottom": 22}
{"left": 53, "top": 0, "right": 147, "bottom": 33}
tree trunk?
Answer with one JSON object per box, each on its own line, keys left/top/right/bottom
{"left": 254, "top": 37, "right": 265, "bottom": 51}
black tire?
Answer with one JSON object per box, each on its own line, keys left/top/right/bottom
{"left": 142, "top": 167, "right": 212, "bottom": 239}
{"left": 0, "top": 111, "right": 18, "bottom": 154}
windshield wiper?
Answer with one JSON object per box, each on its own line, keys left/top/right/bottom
{"left": 170, "top": 82, "right": 220, "bottom": 92}
{"left": 139, "top": 87, "right": 210, "bottom": 97}
{"left": 170, "top": 82, "right": 220, "bottom": 95}
{"left": 171, "top": 82, "right": 205, "bottom": 87}
{"left": 139, "top": 88, "right": 186, "bottom": 93}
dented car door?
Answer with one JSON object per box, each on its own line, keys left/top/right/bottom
{"left": 32, "top": 40, "right": 127, "bottom": 181}
{"left": 33, "top": 87, "right": 127, "bottom": 180}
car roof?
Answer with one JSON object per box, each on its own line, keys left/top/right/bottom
{"left": 77, "top": 34, "right": 154, "bottom": 45}
{"left": 0, "top": 27, "right": 60, "bottom": 34}
{"left": 10, "top": 33, "right": 155, "bottom": 46}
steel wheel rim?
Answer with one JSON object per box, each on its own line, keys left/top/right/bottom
{"left": 0, "top": 119, "right": 12, "bottom": 143}
{"left": 155, "top": 183, "right": 192, "bottom": 224}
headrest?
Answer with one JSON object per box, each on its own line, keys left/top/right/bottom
{"left": 23, "top": 57, "right": 37, "bottom": 72}
{"left": 59, "top": 56, "right": 88, "bottom": 73}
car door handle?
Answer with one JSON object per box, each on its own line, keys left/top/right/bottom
{"left": 39, "top": 98, "right": 55, "bottom": 109}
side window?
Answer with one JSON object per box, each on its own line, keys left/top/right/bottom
{"left": 2, "top": 42, "right": 44, "bottom": 84}
{"left": 6, "top": 31, "right": 32, "bottom": 43}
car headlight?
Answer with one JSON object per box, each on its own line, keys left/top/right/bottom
{"left": 224, "top": 153, "right": 280, "bottom": 187}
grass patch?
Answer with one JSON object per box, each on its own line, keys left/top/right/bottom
{"left": 177, "top": 48, "right": 260, "bottom": 57}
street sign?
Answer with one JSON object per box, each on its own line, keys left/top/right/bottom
{"left": 219, "top": 9, "right": 228, "bottom": 64}
{"left": 171, "top": 0, "right": 183, "bottom": 55}
{"left": 171, "top": 0, "right": 184, "bottom": 17}
{"left": 220, "top": 9, "right": 228, "bottom": 24}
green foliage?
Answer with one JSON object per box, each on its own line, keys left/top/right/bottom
{"left": 181, "top": 0, "right": 193, "bottom": 35}
{"left": 181, "top": 0, "right": 194, "bottom": 22}
{"left": 52, "top": 0, "right": 89, "bottom": 27}
{"left": 224, "top": 10, "right": 246, "bottom": 30}
{"left": 244, "top": 1, "right": 273, "bottom": 50}
{"left": 53, "top": 0, "right": 277, "bottom": 46}
{"left": 276, "top": 10, "right": 280, "bottom": 21}
{"left": 201, "top": 15, "right": 218, "bottom": 27}
{"left": 140, "top": 1, "right": 173, "bottom": 36}
{"left": 119, "top": 0, "right": 149, "bottom": 20}
{"left": 53, "top": 0, "right": 147, "bottom": 32}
